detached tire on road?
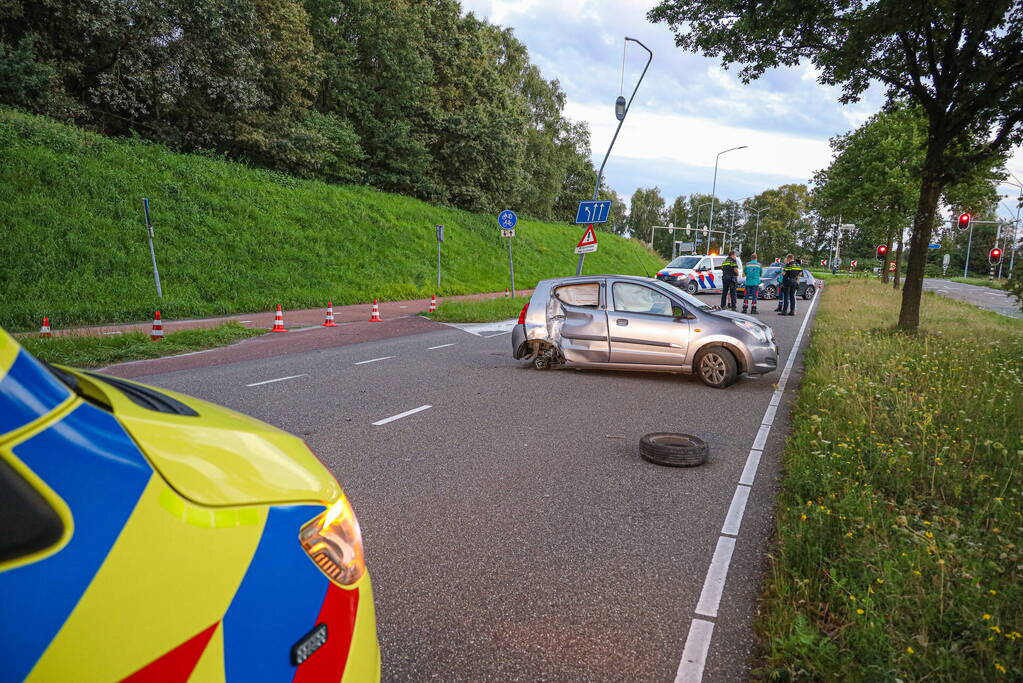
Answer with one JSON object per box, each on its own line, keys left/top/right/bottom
{"left": 694, "top": 346, "right": 738, "bottom": 388}
{"left": 639, "top": 433, "right": 708, "bottom": 467}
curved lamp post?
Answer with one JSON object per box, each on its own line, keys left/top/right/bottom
{"left": 748, "top": 207, "right": 768, "bottom": 254}
{"left": 578, "top": 37, "right": 653, "bottom": 275}
{"left": 707, "top": 145, "right": 747, "bottom": 240}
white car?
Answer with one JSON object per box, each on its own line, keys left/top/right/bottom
{"left": 655, "top": 254, "right": 744, "bottom": 295}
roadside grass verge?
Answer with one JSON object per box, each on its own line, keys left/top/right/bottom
{"left": 0, "top": 108, "right": 662, "bottom": 331}
{"left": 949, "top": 276, "right": 1008, "bottom": 290}
{"left": 756, "top": 279, "right": 1023, "bottom": 680}
{"left": 18, "top": 322, "right": 263, "bottom": 368}
{"left": 422, "top": 296, "right": 529, "bottom": 323}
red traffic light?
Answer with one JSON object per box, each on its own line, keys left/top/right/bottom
{"left": 989, "top": 247, "right": 1002, "bottom": 262}
{"left": 957, "top": 212, "right": 972, "bottom": 229}
{"left": 875, "top": 244, "right": 888, "bottom": 260}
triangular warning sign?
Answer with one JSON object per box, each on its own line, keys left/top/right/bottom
{"left": 577, "top": 225, "right": 598, "bottom": 248}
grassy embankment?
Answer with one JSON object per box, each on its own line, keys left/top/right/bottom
{"left": 0, "top": 108, "right": 662, "bottom": 332}
{"left": 950, "top": 276, "right": 1008, "bottom": 290}
{"left": 20, "top": 323, "right": 262, "bottom": 368}
{"left": 423, "top": 296, "right": 530, "bottom": 323}
{"left": 757, "top": 279, "right": 1022, "bottom": 679}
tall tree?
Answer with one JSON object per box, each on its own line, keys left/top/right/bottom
{"left": 629, "top": 187, "right": 667, "bottom": 255}
{"left": 649, "top": 0, "right": 1023, "bottom": 330}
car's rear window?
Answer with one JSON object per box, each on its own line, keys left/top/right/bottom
{"left": 554, "top": 283, "right": 600, "bottom": 307}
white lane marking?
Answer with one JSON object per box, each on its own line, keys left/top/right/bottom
{"left": 103, "top": 331, "right": 123, "bottom": 335}
{"left": 399, "top": 305, "right": 408, "bottom": 308}
{"left": 695, "top": 536, "right": 737, "bottom": 618}
{"left": 246, "top": 374, "right": 307, "bottom": 387}
{"left": 354, "top": 356, "right": 393, "bottom": 365}
{"left": 739, "top": 450, "right": 763, "bottom": 486}
{"left": 239, "top": 320, "right": 253, "bottom": 323}
{"left": 481, "top": 331, "right": 511, "bottom": 338}
{"left": 372, "top": 405, "right": 431, "bottom": 426}
{"left": 440, "top": 319, "right": 517, "bottom": 336}
{"left": 761, "top": 404, "right": 778, "bottom": 425}
{"left": 677, "top": 292, "right": 820, "bottom": 680}
{"left": 674, "top": 619, "right": 715, "bottom": 683}
{"left": 721, "top": 485, "right": 751, "bottom": 537}
{"left": 427, "top": 343, "right": 457, "bottom": 350}
{"left": 752, "top": 424, "right": 771, "bottom": 451}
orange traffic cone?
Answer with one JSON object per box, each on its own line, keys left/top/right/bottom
{"left": 369, "top": 299, "right": 382, "bottom": 322}
{"left": 39, "top": 317, "right": 52, "bottom": 338}
{"left": 271, "top": 304, "right": 286, "bottom": 332}
{"left": 150, "top": 311, "right": 164, "bottom": 341}
{"left": 322, "top": 301, "right": 337, "bottom": 327}
{"left": 428, "top": 294, "right": 437, "bottom": 313}
{"left": 505, "top": 288, "right": 510, "bottom": 297}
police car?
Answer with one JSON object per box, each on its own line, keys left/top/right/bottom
{"left": 655, "top": 254, "right": 744, "bottom": 295}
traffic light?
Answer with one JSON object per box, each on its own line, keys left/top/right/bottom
{"left": 989, "top": 247, "right": 1002, "bottom": 264}
{"left": 957, "top": 212, "right": 972, "bottom": 230}
{"left": 876, "top": 244, "right": 888, "bottom": 261}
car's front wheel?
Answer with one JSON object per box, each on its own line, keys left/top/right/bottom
{"left": 694, "top": 346, "right": 738, "bottom": 388}
{"left": 686, "top": 280, "right": 699, "bottom": 295}
{"left": 802, "top": 285, "right": 816, "bottom": 300}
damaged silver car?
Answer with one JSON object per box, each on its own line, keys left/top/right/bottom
{"left": 512, "top": 275, "right": 779, "bottom": 388}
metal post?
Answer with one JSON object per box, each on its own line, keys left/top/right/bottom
{"left": 964, "top": 220, "right": 975, "bottom": 278}
{"left": 142, "top": 198, "right": 163, "bottom": 298}
{"left": 437, "top": 241, "right": 441, "bottom": 290}
{"left": 508, "top": 237, "right": 516, "bottom": 296}
{"left": 708, "top": 145, "right": 747, "bottom": 239}
{"left": 578, "top": 37, "right": 652, "bottom": 275}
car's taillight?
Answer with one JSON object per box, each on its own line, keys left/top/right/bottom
{"left": 299, "top": 493, "right": 365, "bottom": 586}
{"left": 517, "top": 302, "right": 529, "bottom": 324}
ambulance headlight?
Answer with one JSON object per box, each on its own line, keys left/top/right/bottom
{"left": 299, "top": 493, "right": 365, "bottom": 586}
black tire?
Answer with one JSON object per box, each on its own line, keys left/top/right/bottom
{"left": 763, "top": 285, "right": 777, "bottom": 300}
{"left": 802, "top": 285, "right": 816, "bottom": 300}
{"left": 639, "top": 433, "right": 709, "bottom": 467}
{"left": 694, "top": 346, "right": 739, "bottom": 388}
{"left": 533, "top": 355, "right": 550, "bottom": 370}
{"left": 686, "top": 280, "right": 699, "bottom": 295}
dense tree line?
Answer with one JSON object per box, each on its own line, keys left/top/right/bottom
{"left": 0, "top": 0, "right": 600, "bottom": 219}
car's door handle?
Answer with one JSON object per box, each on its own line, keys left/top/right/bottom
{"left": 616, "top": 319, "right": 628, "bottom": 326}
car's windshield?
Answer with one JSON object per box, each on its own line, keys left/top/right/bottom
{"left": 649, "top": 279, "right": 713, "bottom": 311}
{"left": 666, "top": 255, "right": 702, "bottom": 269}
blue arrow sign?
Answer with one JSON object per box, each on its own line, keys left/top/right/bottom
{"left": 928, "top": 243, "right": 941, "bottom": 249}
{"left": 498, "top": 210, "right": 517, "bottom": 229}
{"left": 574, "top": 200, "right": 612, "bottom": 224}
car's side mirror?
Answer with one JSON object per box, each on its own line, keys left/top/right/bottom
{"left": 673, "top": 307, "right": 696, "bottom": 320}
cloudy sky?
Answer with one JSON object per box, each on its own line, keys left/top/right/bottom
{"left": 462, "top": 0, "right": 1023, "bottom": 222}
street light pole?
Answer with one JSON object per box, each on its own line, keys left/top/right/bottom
{"left": 579, "top": 37, "right": 652, "bottom": 276}
{"left": 991, "top": 178, "right": 1023, "bottom": 279}
{"left": 708, "top": 145, "right": 747, "bottom": 240}
{"left": 748, "top": 207, "right": 767, "bottom": 254}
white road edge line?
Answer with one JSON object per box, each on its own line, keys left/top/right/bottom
{"left": 481, "top": 331, "right": 511, "bottom": 338}
{"left": 354, "top": 356, "right": 394, "bottom": 365}
{"left": 676, "top": 291, "right": 820, "bottom": 680}
{"left": 427, "top": 343, "right": 457, "bottom": 350}
{"left": 674, "top": 619, "right": 715, "bottom": 683}
{"left": 372, "top": 405, "right": 432, "bottom": 426}
{"left": 245, "top": 374, "right": 307, "bottom": 387}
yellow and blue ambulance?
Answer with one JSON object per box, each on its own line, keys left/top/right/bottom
{"left": 0, "top": 326, "right": 380, "bottom": 682}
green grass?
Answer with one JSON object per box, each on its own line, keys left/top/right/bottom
{"left": 949, "top": 277, "right": 1008, "bottom": 290}
{"left": 18, "top": 322, "right": 263, "bottom": 368}
{"left": 0, "top": 108, "right": 663, "bottom": 331}
{"left": 423, "top": 296, "right": 530, "bottom": 322}
{"left": 756, "top": 279, "right": 1023, "bottom": 680}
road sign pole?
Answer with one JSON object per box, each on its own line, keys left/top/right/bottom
{"left": 507, "top": 236, "right": 516, "bottom": 296}
{"left": 964, "top": 221, "right": 975, "bottom": 278}
{"left": 142, "top": 198, "right": 163, "bottom": 298}
{"left": 437, "top": 241, "right": 441, "bottom": 290}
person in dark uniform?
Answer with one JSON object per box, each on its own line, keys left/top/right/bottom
{"left": 779, "top": 254, "right": 801, "bottom": 316}
{"left": 720, "top": 251, "right": 740, "bottom": 310}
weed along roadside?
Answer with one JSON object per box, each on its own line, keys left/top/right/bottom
{"left": 18, "top": 323, "right": 263, "bottom": 368}
{"left": 756, "top": 279, "right": 1023, "bottom": 679}
{"left": 421, "top": 296, "right": 531, "bottom": 323}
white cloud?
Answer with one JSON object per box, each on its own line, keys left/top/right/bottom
{"left": 565, "top": 101, "right": 832, "bottom": 185}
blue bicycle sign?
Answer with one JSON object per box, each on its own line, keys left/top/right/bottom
{"left": 574, "top": 200, "right": 612, "bottom": 224}
{"left": 498, "top": 210, "right": 517, "bottom": 229}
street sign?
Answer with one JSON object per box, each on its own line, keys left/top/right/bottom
{"left": 820, "top": 259, "right": 827, "bottom": 266}
{"left": 928, "top": 243, "right": 941, "bottom": 249}
{"left": 574, "top": 200, "right": 612, "bottom": 224}
{"left": 850, "top": 260, "right": 858, "bottom": 267}
{"left": 574, "top": 225, "right": 598, "bottom": 254}
{"left": 889, "top": 261, "right": 897, "bottom": 272}
{"left": 436, "top": 224, "right": 444, "bottom": 242}
{"left": 501, "top": 228, "right": 515, "bottom": 238}
{"left": 498, "top": 210, "right": 517, "bottom": 229}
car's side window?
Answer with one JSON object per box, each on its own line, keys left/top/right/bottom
{"left": 613, "top": 282, "right": 674, "bottom": 316}
{"left": 554, "top": 283, "right": 600, "bottom": 308}
{"left": 696, "top": 258, "right": 710, "bottom": 271}
{"left": 712, "top": 257, "right": 725, "bottom": 269}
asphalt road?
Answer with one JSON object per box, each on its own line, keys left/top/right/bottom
{"left": 128, "top": 293, "right": 821, "bottom": 682}
{"left": 923, "top": 278, "right": 1022, "bottom": 318}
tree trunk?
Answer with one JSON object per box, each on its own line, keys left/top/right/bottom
{"left": 898, "top": 141, "right": 947, "bottom": 330}
{"left": 893, "top": 236, "right": 904, "bottom": 289}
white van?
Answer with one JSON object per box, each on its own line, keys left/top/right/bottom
{"left": 655, "top": 254, "right": 744, "bottom": 295}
